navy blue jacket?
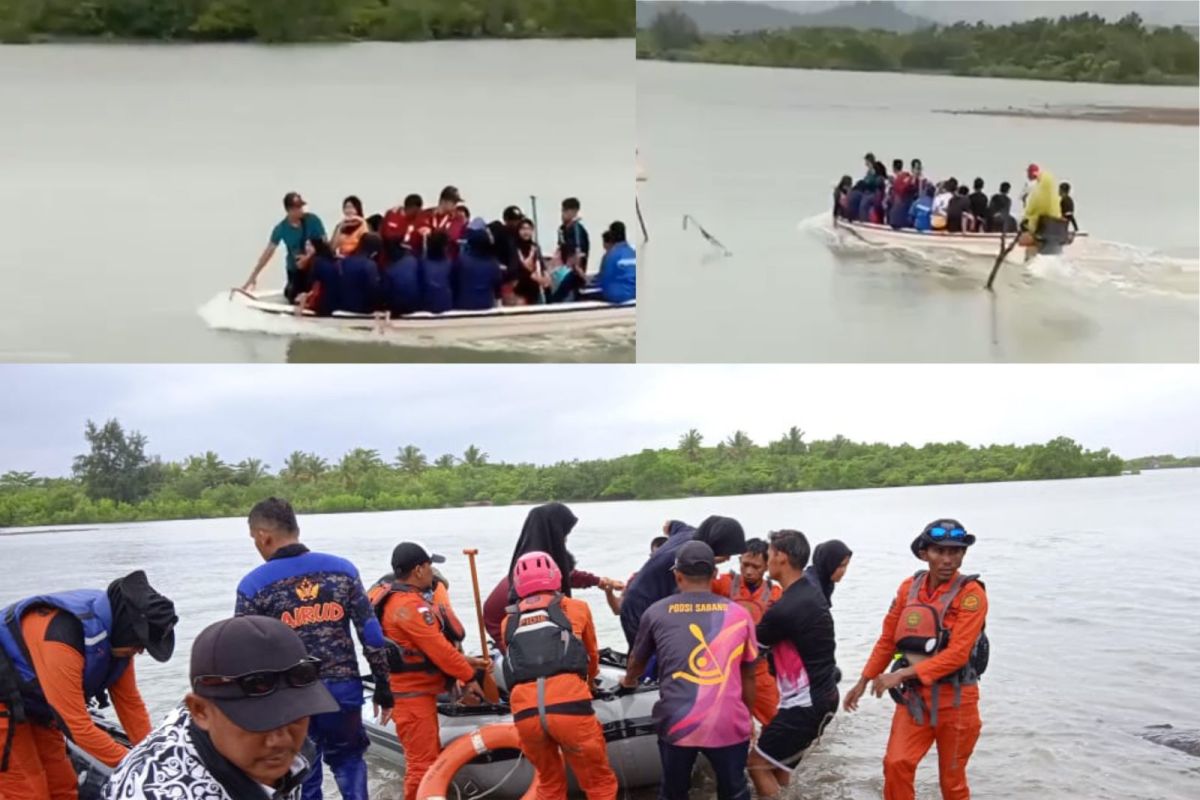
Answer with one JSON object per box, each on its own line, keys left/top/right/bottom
{"left": 235, "top": 544, "right": 387, "bottom": 683}
{"left": 454, "top": 246, "right": 501, "bottom": 311}
{"left": 619, "top": 521, "right": 697, "bottom": 646}
{"left": 421, "top": 257, "right": 453, "bottom": 314}
{"left": 337, "top": 254, "right": 380, "bottom": 314}
{"left": 382, "top": 254, "right": 422, "bottom": 316}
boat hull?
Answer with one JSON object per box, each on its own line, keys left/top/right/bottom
{"left": 832, "top": 218, "right": 1087, "bottom": 258}
{"left": 229, "top": 290, "right": 635, "bottom": 340}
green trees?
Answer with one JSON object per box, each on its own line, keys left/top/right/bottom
{"left": 71, "top": 419, "right": 161, "bottom": 505}
{"left": 637, "top": 11, "right": 1199, "bottom": 86}
{"left": 0, "top": 0, "right": 632, "bottom": 43}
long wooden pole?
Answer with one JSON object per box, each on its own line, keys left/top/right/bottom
{"left": 463, "top": 548, "right": 489, "bottom": 657}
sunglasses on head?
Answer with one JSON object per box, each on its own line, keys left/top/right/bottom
{"left": 928, "top": 525, "right": 966, "bottom": 541}
{"left": 193, "top": 656, "right": 321, "bottom": 698}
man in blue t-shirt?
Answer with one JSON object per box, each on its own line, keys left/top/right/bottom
{"left": 243, "top": 191, "right": 327, "bottom": 302}
{"left": 597, "top": 222, "right": 636, "bottom": 303}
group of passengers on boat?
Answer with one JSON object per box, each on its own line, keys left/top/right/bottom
{"left": 241, "top": 187, "right": 636, "bottom": 318}
{"left": 833, "top": 153, "right": 1078, "bottom": 238}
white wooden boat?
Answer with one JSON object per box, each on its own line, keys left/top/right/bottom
{"left": 228, "top": 289, "right": 635, "bottom": 340}
{"left": 833, "top": 217, "right": 1087, "bottom": 258}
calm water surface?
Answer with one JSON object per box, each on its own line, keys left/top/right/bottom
{"left": 0, "top": 40, "right": 634, "bottom": 363}
{"left": 636, "top": 61, "right": 1199, "bottom": 363}
{"left": 3, "top": 469, "right": 1198, "bottom": 798}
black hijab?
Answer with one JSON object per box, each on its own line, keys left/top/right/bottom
{"left": 692, "top": 515, "right": 746, "bottom": 558}
{"left": 507, "top": 502, "right": 579, "bottom": 599}
{"left": 107, "top": 570, "right": 178, "bottom": 662}
{"left": 806, "top": 539, "right": 853, "bottom": 603}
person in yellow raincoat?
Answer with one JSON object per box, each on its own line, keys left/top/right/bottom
{"left": 1020, "top": 163, "right": 1064, "bottom": 258}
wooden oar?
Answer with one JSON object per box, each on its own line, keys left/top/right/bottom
{"left": 463, "top": 548, "right": 500, "bottom": 703}
{"left": 636, "top": 196, "right": 649, "bottom": 242}
{"left": 682, "top": 214, "right": 732, "bottom": 256}
{"left": 985, "top": 224, "right": 1022, "bottom": 291}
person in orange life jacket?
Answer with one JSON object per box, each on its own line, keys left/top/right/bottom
{"left": 483, "top": 503, "right": 622, "bottom": 649}
{"left": 454, "top": 219, "right": 503, "bottom": 311}
{"left": 331, "top": 196, "right": 368, "bottom": 257}
{"left": 235, "top": 498, "right": 391, "bottom": 800}
{"left": 0, "top": 571, "right": 176, "bottom": 800}
{"left": 244, "top": 191, "right": 328, "bottom": 300}
{"left": 382, "top": 193, "right": 426, "bottom": 262}
{"left": 746, "top": 531, "right": 839, "bottom": 800}
{"left": 376, "top": 542, "right": 490, "bottom": 800}
{"left": 711, "top": 538, "right": 781, "bottom": 726}
{"left": 604, "top": 534, "right": 668, "bottom": 616}
{"left": 842, "top": 519, "right": 988, "bottom": 800}
{"left": 368, "top": 564, "right": 467, "bottom": 659}
{"left": 503, "top": 552, "right": 618, "bottom": 800}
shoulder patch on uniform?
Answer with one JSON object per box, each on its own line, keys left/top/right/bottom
{"left": 422, "top": 610, "right": 435, "bottom": 625}
{"left": 961, "top": 593, "right": 981, "bottom": 611}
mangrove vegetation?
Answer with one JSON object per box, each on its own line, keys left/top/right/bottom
{"left": 0, "top": 418, "right": 1132, "bottom": 528}
{"left": 637, "top": 10, "right": 1200, "bottom": 85}
{"left": 0, "top": 0, "right": 632, "bottom": 44}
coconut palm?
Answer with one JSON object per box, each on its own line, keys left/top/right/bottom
{"left": 677, "top": 429, "right": 703, "bottom": 461}
{"left": 462, "top": 445, "right": 489, "bottom": 467}
{"left": 395, "top": 445, "right": 428, "bottom": 476}
{"left": 434, "top": 454, "right": 457, "bottom": 470}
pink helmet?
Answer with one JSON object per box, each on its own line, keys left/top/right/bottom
{"left": 513, "top": 551, "right": 562, "bottom": 599}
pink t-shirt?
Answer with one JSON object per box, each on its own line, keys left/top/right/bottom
{"left": 630, "top": 591, "right": 758, "bottom": 747}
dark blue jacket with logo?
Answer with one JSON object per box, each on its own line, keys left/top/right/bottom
{"left": 235, "top": 545, "right": 387, "bottom": 684}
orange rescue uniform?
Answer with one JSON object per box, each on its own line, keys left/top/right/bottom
{"left": 861, "top": 571, "right": 988, "bottom": 800}
{"left": 379, "top": 586, "right": 477, "bottom": 800}
{"left": 711, "top": 572, "right": 781, "bottom": 725}
{"left": 0, "top": 609, "right": 151, "bottom": 800}
{"left": 502, "top": 595, "right": 618, "bottom": 800}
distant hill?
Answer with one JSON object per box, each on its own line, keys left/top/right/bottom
{"left": 636, "top": 1, "right": 932, "bottom": 34}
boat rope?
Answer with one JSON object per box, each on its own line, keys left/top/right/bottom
{"left": 682, "top": 215, "right": 732, "bottom": 256}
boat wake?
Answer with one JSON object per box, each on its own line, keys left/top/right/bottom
{"left": 196, "top": 294, "right": 635, "bottom": 358}
{"left": 801, "top": 214, "right": 1199, "bottom": 299}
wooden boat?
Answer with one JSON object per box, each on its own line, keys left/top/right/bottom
{"left": 833, "top": 217, "right": 1087, "bottom": 259}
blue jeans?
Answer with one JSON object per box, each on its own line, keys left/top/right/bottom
{"left": 302, "top": 679, "right": 369, "bottom": 800}
{"left": 657, "top": 739, "right": 750, "bottom": 800}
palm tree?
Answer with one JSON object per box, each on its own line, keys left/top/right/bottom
{"left": 395, "top": 445, "right": 428, "bottom": 476}
{"left": 434, "top": 454, "right": 457, "bottom": 470}
{"left": 462, "top": 445, "right": 489, "bottom": 467}
{"left": 677, "top": 429, "right": 703, "bottom": 461}
{"left": 725, "top": 431, "right": 754, "bottom": 460}
{"left": 776, "top": 426, "right": 807, "bottom": 455}
{"left": 234, "top": 458, "right": 269, "bottom": 484}
{"left": 281, "top": 451, "right": 327, "bottom": 483}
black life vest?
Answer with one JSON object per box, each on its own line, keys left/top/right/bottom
{"left": 501, "top": 593, "right": 589, "bottom": 688}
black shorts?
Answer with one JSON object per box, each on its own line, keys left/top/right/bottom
{"left": 755, "top": 697, "right": 837, "bottom": 772}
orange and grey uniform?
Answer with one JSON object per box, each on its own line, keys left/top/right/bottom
{"left": 860, "top": 571, "right": 988, "bottom": 800}
{"left": 712, "top": 572, "right": 782, "bottom": 725}
{"left": 0, "top": 609, "right": 151, "bottom": 800}
{"left": 377, "top": 584, "right": 475, "bottom": 800}
{"left": 502, "top": 594, "right": 617, "bottom": 800}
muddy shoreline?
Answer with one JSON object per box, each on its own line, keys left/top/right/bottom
{"left": 939, "top": 104, "right": 1199, "bottom": 126}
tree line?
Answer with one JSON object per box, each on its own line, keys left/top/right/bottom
{"left": 0, "top": 419, "right": 1132, "bottom": 528}
{"left": 637, "top": 10, "right": 1199, "bottom": 86}
{"left": 0, "top": 0, "right": 632, "bottom": 44}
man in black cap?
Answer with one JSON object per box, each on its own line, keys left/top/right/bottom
{"left": 621, "top": 540, "right": 757, "bottom": 800}
{"left": 375, "top": 542, "right": 489, "bottom": 800}
{"left": 843, "top": 519, "right": 988, "bottom": 800}
{"left": 486, "top": 204, "right": 525, "bottom": 275}
{"left": 236, "top": 498, "right": 390, "bottom": 800}
{"left": 104, "top": 615, "right": 339, "bottom": 800}
{"left": 0, "top": 571, "right": 175, "bottom": 796}
{"left": 243, "top": 191, "right": 328, "bottom": 300}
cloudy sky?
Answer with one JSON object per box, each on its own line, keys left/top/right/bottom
{"left": 1, "top": 365, "right": 1196, "bottom": 476}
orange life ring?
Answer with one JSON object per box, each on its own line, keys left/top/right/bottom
{"left": 416, "top": 723, "right": 538, "bottom": 800}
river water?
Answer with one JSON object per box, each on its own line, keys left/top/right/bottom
{"left": 2, "top": 469, "right": 1198, "bottom": 798}
{"left": 0, "top": 40, "right": 634, "bottom": 363}
{"left": 636, "top": 61, "right": 1199, "bottom": 363}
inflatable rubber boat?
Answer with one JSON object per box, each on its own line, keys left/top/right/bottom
{"left": 70, "top": 650, "right": 660, "bottom": 800}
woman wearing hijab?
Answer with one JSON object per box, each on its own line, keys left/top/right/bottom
{"left": 482, "top": 503, "right": 621, "bottom": 648}
{"left": 804, "top": 540, "right": 853, "bottom": 605}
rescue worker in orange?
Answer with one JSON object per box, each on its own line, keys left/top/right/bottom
{"left": 372, "top": 542, "right": 490, "bottom": 800}
{"left": 843, "top": 519, "right": 989, "bottom": 800}
{"left": 711, "top": 537, "right": 781, "bottom": 725}
{"left": 0, "top": 571, "right": 177, "bottom": 800}
{"left": 502, "top": 551, "right": 618, "bottom": 800}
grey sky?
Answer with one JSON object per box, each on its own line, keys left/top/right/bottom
{"left": 1, "top": 365, "right": 1196, "bottom": 477}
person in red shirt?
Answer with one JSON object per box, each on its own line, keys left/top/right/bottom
{"left": 381, "top": 194, "right": 427, "bottom": 261}
{"left": 424, "top": 186, "right": 467, "bottom": 257}
{"left": 843, "top": 519, "right": 988, "bottom": 800}
{"left": 374, "top": 543, "right": 490, "bottom": 800}
{"left": 711, "top": 537, "right": 782, "bottom": 725}
{"left": 502, "top": 551, "right": 617, "bottom": 799}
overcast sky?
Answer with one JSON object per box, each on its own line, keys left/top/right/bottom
{"left": 0, "top": 365, "right": 1196, "bottom": 476}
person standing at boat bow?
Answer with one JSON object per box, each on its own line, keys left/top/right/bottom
{"left": 243, "top": 191, "right": 327, "bottom": 302}
{"left": 235, "top": 498, "right": 391, "bottom": 800}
